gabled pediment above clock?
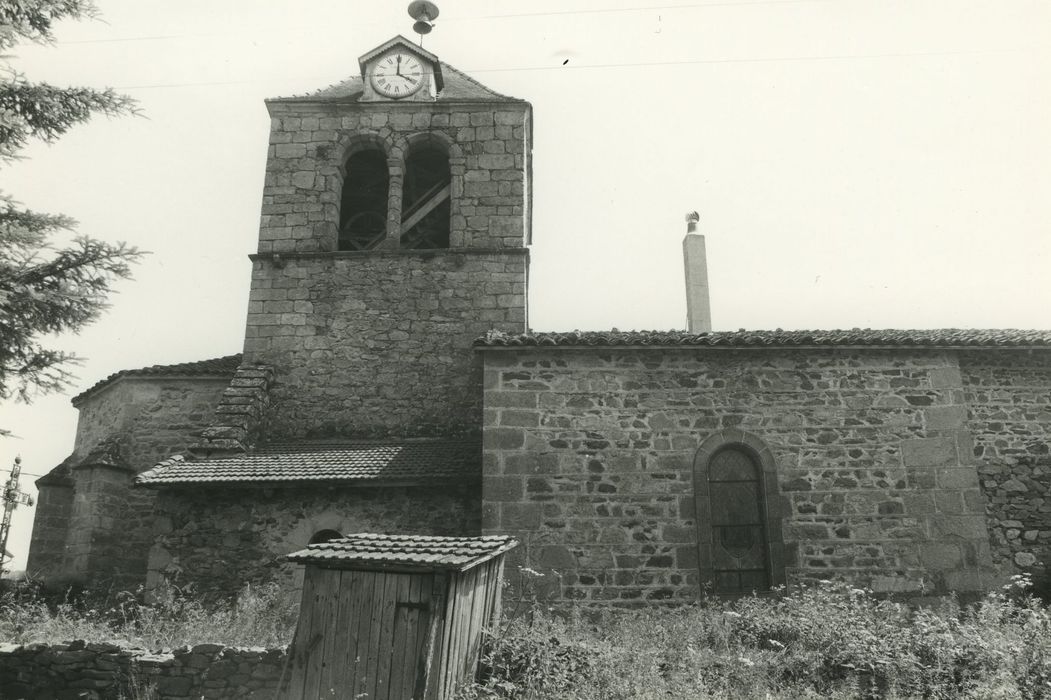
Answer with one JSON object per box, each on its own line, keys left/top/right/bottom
{"left": 267, "top": 36, "right": 524, "bottom": 105}
{"left": 357, "top": 35, "right": 444, "bottom": 102}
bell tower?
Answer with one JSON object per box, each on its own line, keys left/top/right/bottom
{"left": 242, "top": 27, "right": 532, "bottom": 440}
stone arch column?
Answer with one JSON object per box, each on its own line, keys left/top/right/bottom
{"left": 385, "top": 146, "right": 405, "bottom": 247}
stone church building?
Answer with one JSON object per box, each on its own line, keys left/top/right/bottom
{"left": 27, "top": 35, "right": 1051, "bottom": 604}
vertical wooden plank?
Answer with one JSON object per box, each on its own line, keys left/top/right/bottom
{"left": 286, "top": 566, "right": 319, "bottom": 700}
{"left": 448, "top": 568, "right": 471, "bottom": 692}
{"left": 360, "top": 571, "right": 388, "bottom": 700}
{"left": 441, "top": 573, "right": 462, "bottom": 700}
{"left": 306, "top": 569, "right": 341, "bottom": 700}
{"left": 348, "top": 571, "right": 378, "bottom": 693}
{"left": 481, "top": 560, "right": 503, "bottom": 635}
{"left": 385, "top": 574, "right": 408, "bottom": 700}
{"left": 462, "top": 567, "right": 487, "bottom": 689}
{"left": 332, "top": 570, "right": 362, "bottom": 695}
{"left": 386, "top": 579, "right": 408, "bottom": 700}
{"left": 319, "top": 570, "right": 350, "bottom": 698}
{"left": 475, "top": 562, "right": 494, "bottom": 673}
{"left": 299, "top": 568, "right": 329, "bottom": 700}
{"left": 437, "top": 571, "right": 463, "bottom": 700}
{"left": 322, "top": 569, "right": 343, "bottom": 698}
{"left": 387, "top": 574, "right": 419, "bottom": 700}
{"left": 445, "top": 570, "right": 475, "bottom": 699}
{"left": 408, "top": 575, "right": 434, "bottom": 700}
{"left": 486, "top": 560, "right": 500, "bottom": 628}
{"left": 491, "top": 557, "right": 506, "bottom": 631}
{"left": 478, "top": 562, "right": 494, "bottom": 633}
{"left": 405, "top": 575, "right": 428, "bottom": 700}
{"left": 420, "top": 573, "right": 447, "bottom": 700}
{"left": 304, "top": 567, "right": 330, "bottom": 700}
{"left": 355, "top": 571, "right": 380, "bottom": 693}
{"left": 373, "top": 572, "right": 403, "bottom": 700}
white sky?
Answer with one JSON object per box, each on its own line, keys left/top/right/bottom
{"left": 1, "top": 0, "right": 1048, "bottom": 572}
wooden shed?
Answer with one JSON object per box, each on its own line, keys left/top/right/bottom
{"left": 284, "top": 533, "right": 518, "bottom": 700}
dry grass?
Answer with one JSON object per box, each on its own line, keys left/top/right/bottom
{"left": 0, "top": 580, "right": 297, "bottom": 650}
{"left": 459, "top": 575, "right": 1051, "bottom": 699}
{"left": 4, "top": 575, "right": 1051, "bottom": 698}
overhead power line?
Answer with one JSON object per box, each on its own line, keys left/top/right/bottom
{"left": 58, "top": 0, "right": 834, "bottom": 45}
{"left": 111, "top": 47, "right": 1019, "bottom": 91}
{"left": 456, "top": 0, "right": 834, "bottom": 20}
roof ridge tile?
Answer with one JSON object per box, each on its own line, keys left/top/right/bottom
{"left": 474, "top": 329, "right": 1051, "bottom": 349}
{"left": 73, "top": 354, "right": 242, "bottom": 404}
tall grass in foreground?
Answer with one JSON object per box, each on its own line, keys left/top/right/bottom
{"left": 3, "top": 576, "right": 1051, "bottom": 698}
{"left": 459, "top": 576, "right": 1051, "bottom": 700}
{"left": 0, "top": 581, "right": 298, "bottom": 650}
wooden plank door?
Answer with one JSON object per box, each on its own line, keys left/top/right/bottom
{"left": 289, "top": 569, "right": 438, "bottom": 699}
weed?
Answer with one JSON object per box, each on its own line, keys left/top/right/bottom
{"left": 459, "top": 577, "right": 1051, "bottom": 699}
{"left": 0, "top": 579, "right": 297, "bottom": 649}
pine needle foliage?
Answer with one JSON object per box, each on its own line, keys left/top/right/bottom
{"left": 0, "top": 0, "right": 141, "bottom": 402}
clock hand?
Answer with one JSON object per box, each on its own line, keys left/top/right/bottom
{"left": 396, "top": 55, "right": 402, "bottom": 77}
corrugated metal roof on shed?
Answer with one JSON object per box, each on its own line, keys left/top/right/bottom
{"left": 475, "top": 328, "right": 1051, "bottom": 349}
{"left": 286, "top": 533, "right": 518, "bottom": 572}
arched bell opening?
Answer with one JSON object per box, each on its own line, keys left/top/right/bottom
{"left": 339, "top": 149, "right": 389, "bottom": 251}
{"left": 401, "top": 144, "right": 450, "bottom": 249}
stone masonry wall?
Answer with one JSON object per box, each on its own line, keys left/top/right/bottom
{"left": 481, "top": 347, "right": 994, "bottom": 605}
{"left": 961, "top": 350, "right": 1051, "bottom": 585}
{"left": 259, "top": 101, "right": 531, "bottom": 253}
{"left": 29, "top": 377, "right": 231, "bottom": 589}
{"left": 243, "top": 250, "right": 527, "bottom": 439}
{"left": 148, "top": 484, "right": 480, "bottom": 598}
{"left": 0, "top": 640, "right": 288, "bottom": 700}
{"left": 72, "top": 377, "right": 232, "bottom": 469}
{"left": 24, "top": 482, "right": 73, "bottom": 581}
{"left": 243, "top": 98, "right": 531, "bottom": 439}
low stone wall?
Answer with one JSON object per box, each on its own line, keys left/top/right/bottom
{"left": 0, "top": 640, "right": 288, "bottom": 700}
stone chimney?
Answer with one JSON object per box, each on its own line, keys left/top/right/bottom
{"left": 683, "top": 211, "right": 712, "bottom": 333}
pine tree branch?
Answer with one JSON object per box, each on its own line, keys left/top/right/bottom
{"left": 0, "top": 1, "right": 142, "bottom": 403}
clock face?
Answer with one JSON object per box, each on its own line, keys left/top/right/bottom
{"left": 370, "top": 52, "right": 425, "bottom": 99}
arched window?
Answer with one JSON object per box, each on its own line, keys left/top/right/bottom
{"left": 308, "top": 529, "right": 343, "bottom": 545}
{"left": 694, "top": 431, "right": 785, "bottom": 596}
{"left": 339, "top": 149, "right": 388, "bottom": 250}
{"left": 401, "top": 145, "right": 450, "bottom": 249}
{"left": 707, "top": 447, "right": 770, "bottom": 593}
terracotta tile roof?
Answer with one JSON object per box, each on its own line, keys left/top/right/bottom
{"left": 72, "top": 354, "right": 242, "bottom": 405}
{"left": 475, "top": 329, "right": 1051, "bottom": 349}
{"left": 271, "top": 61, "right": 523, "bottom": 103}
{"left": 135, "top": 440, "right": 479, "bottom": 487}
{"left": 285, "top": 533, "right": 518, "bottom": 572}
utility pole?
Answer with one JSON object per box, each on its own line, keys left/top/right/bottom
{"left": 1, "top": 456, "right": 34, "bottom": 579}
